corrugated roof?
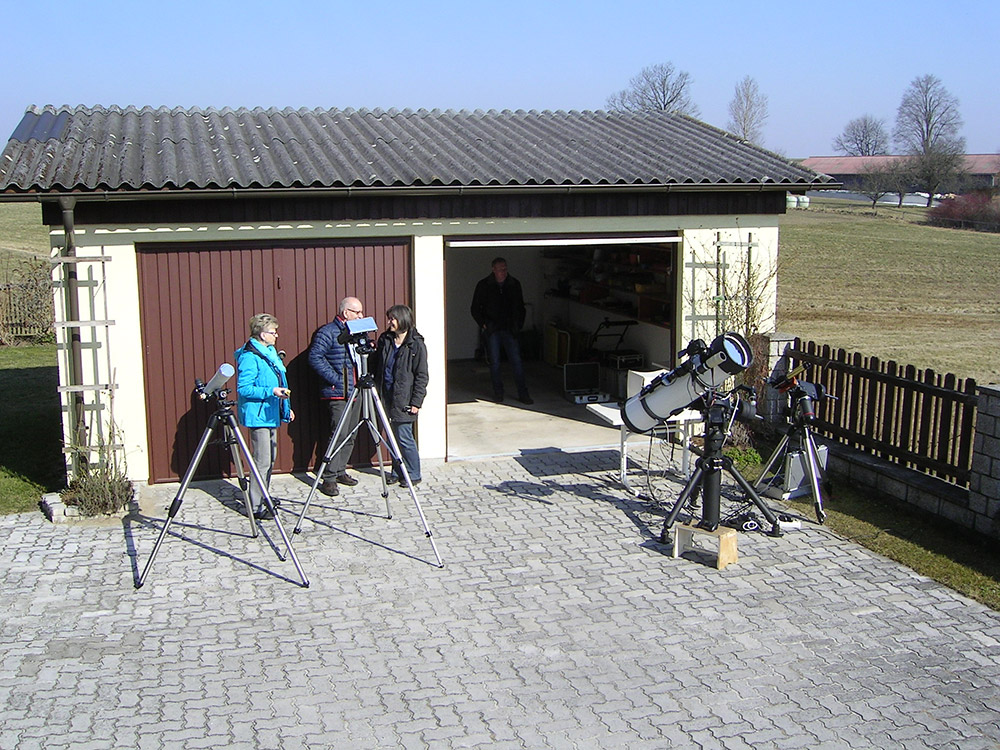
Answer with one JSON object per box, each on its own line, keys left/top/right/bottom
{"left": 0, "top": 105, "right": 834, "bottom": 194}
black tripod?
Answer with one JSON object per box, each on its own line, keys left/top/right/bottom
{"left": 754, "top": 381, "right": 831, "bottom": 523}
{"left": 293, "top": 344, "right": 443, "bottom": 567}
{"left": 137, "top": 389, "right": 309, "bottom": 588}
{"left": 660, "top": 393, "right": 783, "bottom": 543}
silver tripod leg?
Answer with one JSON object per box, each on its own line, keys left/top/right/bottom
{"left": 754, "top": 433, "right": 790, "bottom": 496}
{"left": 293, "top": 382, "right": 443, "bottom": 567}
{"left": 137, "top": 408, "right": 309, "bottom": 588}
{"left": 358, "top": 397, "right": 393, "bottom": 519}
{"left": 138, "top": 411, "right": 221, "bottom": 587}
{"left": 801, "top": 427, "right": 827, "bottom": 523}
{"left": 368, "top": 387, "right": 443, "bottom": 567}
{"left": 753, "top": 427, "right": 827, "bottom": 524}
{"left": 294, "top": 387, "right": 364, "bottom": 533}
{"left": 225, "top": 415, "right": 309, "bottom": 585}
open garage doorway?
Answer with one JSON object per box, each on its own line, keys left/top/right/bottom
{"left": 443, "top": 236, "right": 681, "bottom": 460}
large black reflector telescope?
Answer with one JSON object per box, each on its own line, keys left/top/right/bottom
{"left": 621, "top": 332, "right": 753, "bottom": 433}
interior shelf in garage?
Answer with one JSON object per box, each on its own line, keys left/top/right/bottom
{"left": 544, "top": 242, "right": 676, "bottom": 328}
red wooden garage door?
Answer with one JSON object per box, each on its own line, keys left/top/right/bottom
{"left": 136, "top": 239, "right": 411, "bottom": 483}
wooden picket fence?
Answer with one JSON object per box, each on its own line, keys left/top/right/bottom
{"left": 787, "top": 338, "right": 978, "bottom": 487}
{"left": 0, "top": 277, "right": 53, "bottom": 340}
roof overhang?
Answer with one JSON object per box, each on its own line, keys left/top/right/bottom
{"left": 0, "top": 179, "right": 839, "bottom": 204}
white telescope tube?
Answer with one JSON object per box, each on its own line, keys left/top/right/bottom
{"left": 621, "top": 333, "right": 753, "bottom": 433}
{"left": 201, "top": 363, "right": 235, "bottom": 398}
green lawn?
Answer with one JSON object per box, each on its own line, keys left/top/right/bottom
{"left": 781, "top": 480, "right": 1000, "bottom": 610}
{"left": 0, "top": 344, "right": 65, "bottom": 514}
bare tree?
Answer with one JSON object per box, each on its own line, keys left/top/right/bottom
{"left": 894, "top": 75, "right": 966, "bottom": 205}
{"left": 857, "top": 162, "right": 893, "bottom": 210}
{"left": 833, "top": 115, "right": 889, "bottom": 156}
{"left": 910, "top": 149, "right": 966, "bottom": 205}
{"left": 885, "top": 158, "right": 916, "bottom": 207}
{"left": 726, "top": 76, "right": 768, "bottom": 145}
{"left": 894, "top": 74, "right": 964, "bottom": 154}
{"left": 606, "top": 62, "right": 700, "bottom": 117}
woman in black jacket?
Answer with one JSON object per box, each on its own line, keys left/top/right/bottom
{"left": 372, "top": 304, "right": 429, "bottom": 485}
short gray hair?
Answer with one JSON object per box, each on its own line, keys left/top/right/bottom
{"left": 249, "top": 313, "right": 278, "bottom": 338}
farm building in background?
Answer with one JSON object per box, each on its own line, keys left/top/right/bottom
{"left": 801, "top": 154, "right": 1000, "bottom": 192}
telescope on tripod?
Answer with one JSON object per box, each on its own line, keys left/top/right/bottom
{"left": 294, "top": 317, "right": 443, "bottom": 567}
{"left": 620, "top": 332, "right": 784, "bottom": 541}
{"left": 136, "top": 363, "right": 309, "bottom": 588}
{"left": 754, "top": 363, "right": 834, "bottom": 523}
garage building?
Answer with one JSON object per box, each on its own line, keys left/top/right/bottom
{"left": 0, "top": 105, "right": 833, "bottom": 483}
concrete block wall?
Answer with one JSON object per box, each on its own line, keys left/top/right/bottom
{"left": 969, "top": 384, "right": 1000, "bottom": 539}
{"left": 756, "top": 332, "right": 796, "bottom": 423}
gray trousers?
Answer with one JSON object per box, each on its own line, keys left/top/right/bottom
{"left": 248, "top": 426, "right": 277, "bottom": 511}
{"left": 322, "top": 397, "right": 361, "bottom": 479}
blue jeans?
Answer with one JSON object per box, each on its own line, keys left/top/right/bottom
{"left": 390, "top": 421, "right": 420, "bottom": 481}
{"left": 485, "top": 330, "right": 528, "bottom": 398}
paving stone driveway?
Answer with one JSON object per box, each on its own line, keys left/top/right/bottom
{"left": 2, "top": 449, "right": 999, "bottom": 749}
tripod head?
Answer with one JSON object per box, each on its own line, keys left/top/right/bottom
{"left": 766, "top": 363, "right": 834, "bottom": 426}
{"left": 194, "top": 363, "right": 238, "bottom": 410}
{"left": 697, "top": 384, "right": 760, "bottom": 434}
{"left": 788, "top": 381, "right": 830, "bottom": 424}
{"left": 337, "top": 316, "right": 378, "bottom": 352}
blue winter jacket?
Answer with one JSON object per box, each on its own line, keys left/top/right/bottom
{"left": 235, "top": 338, "right": 291, "bottom": 428}
{"left": 308, "top": 317, "right": 356, "bottom": 400}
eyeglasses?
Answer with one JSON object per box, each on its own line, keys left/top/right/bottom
{"left": 263, "top": 330, "right": 278, "bottom": 337}
{"left": 346, "top": 309, "right": 363, "bottom": 315}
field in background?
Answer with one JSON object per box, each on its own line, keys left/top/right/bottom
{"left": 778, "top": 198, "right": 1000, "bottom": 385}
{"left": 0, "top": 202, "right": 49, "bottom": 253}
{"left": 0, "top": 200, "right": 50, "bottom": 300}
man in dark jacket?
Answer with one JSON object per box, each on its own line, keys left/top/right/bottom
{"left": 308, "top": 296, "right": 365, "bottom": 496}
{"left": 372, "top": 304, "right": 429, "bottom": 485}
{"left": 470, "top": 257, "right": 532, "bottom": 404}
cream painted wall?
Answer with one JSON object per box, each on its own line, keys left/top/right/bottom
{"left": 48, "top": 212, "right": 780, "bottom": 483}
{"left": 48, "top": 230, "right": 149, "bottom": 478}
{"left": 411, "top": 235, "right": 447, "bottom": 463}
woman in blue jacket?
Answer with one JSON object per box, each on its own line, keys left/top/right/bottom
{"left": 236, "top": 313, "right": 294, "bottom": 519}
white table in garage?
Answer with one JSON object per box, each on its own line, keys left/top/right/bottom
{"left": 585, "top": 369, "right": 701, "bottom": 496}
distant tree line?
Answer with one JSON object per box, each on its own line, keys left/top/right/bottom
{"left": 605, "top": 65, "right": 980, "bottom": 208}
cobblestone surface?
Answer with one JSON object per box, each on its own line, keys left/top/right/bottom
{"left": 2, "top": 449, "right": 999, "bottom": 748}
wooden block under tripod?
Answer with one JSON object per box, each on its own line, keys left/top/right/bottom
{"left": 672, "top": 522, "right": 739, "bottom": 570}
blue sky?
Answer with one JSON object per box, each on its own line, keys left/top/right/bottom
{"left": 4, "top": 0, "right": 997, "bottom": 158}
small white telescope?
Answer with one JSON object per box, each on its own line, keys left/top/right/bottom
{"left": 621, "top": 332, "right": 753, "bottom": 433}
{"left": 196, "top": 363, "right": 235, "bottom": 399}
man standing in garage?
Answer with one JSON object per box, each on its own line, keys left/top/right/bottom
{"left": 471, "top": 257, "right": 533, "bottom": 405}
